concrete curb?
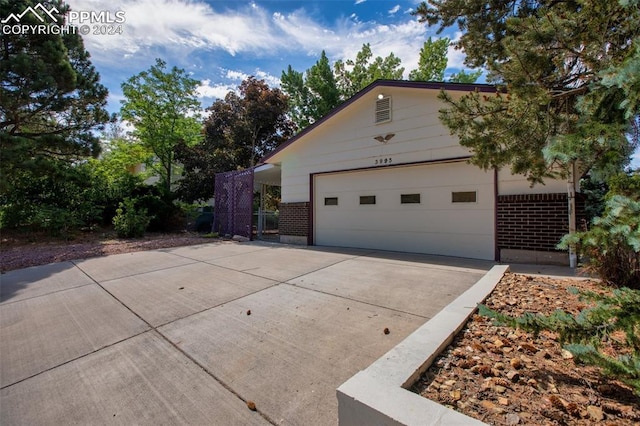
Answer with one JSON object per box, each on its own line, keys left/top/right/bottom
{"left": 337, "top": 264, "right": 510, "bottom": 426}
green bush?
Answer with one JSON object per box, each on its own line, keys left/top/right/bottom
{"left": 560, "top": 194, "right": 640, "bottom": 288}
{"left": 32, "top": 205, "right": 84, "bottom": 238}
{"left": 0, "top": 203, "right": 83, "bottom": 238}
{"left": 112, "top": 198, "right": 152, "bottom": 238}
{"left": 130, "top": 186, "right": 186, "bottom": 232}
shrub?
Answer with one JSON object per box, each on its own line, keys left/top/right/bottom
{"left": 112, "top": 198, "right": 151, "bottom": 238}
{"left": 32, "top": 205, "right": 84, "bottom": 238}
{"left": 559, "top": 195, "right": 640, "bottom": 288}
{"left": 130, "top": 186, "right": 186, "bottom": 232}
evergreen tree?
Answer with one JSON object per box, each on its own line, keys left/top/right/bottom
{"left": 413, "top": 0, "right": 640, "bottom": 184}
{"left": 479, "top": 286, "right": 640, "bottom": 395}
{"left": 1, "top": 0, "right": 110, "bottom": 231}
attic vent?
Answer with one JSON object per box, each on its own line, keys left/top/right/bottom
{"left": 375, "top": 96, "right": 391, "bottom": 124}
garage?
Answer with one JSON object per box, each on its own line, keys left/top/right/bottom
{"left": 313, "top": 161, "right": 496, "bottom": 260}
{"left": 258, "top": 80, "right": 574, "bottom": 264}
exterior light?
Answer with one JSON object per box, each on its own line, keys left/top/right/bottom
{"left": 377, "top": 93, "right": 384, "bottom": 100}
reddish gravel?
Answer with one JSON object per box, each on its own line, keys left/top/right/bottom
{"left": 413, "top": 273, "right": 640, "bottom": 425}
{"left": 0, "top": 231, "right": 214, "bottom": 272}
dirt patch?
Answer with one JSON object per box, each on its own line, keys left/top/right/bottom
{"left": 412, "top": 273, "right": 640, "bottom": 425}
{"left": 0, "top": 230, "right": 215, "bottom": 272}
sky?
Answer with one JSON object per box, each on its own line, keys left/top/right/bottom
{"left": 64, "top": 0, "right": 469, "bottom": 114}
{"left": 19, "top": 0, "right": 635, "bottom": 167}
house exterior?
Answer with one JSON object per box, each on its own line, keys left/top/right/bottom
{"left": 257, "top": 80, "right": 581, "bottom": 265}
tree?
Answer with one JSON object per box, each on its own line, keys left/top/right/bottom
{"left": 306, "top": 51, "right": 341, "bottom": 124}
{"left": 1, "top": 0, "right": 111, "bottom": 233}
{"left": 413, "top": 0, "right": 640, "bottom": 184}
{"left": 334, "top": 43, "right": 405, "bottom": 99}
{"left": 449, "top": 69, "right": 483, "bottom": 84}
{"left": 281, "top": 51, "right": 340, "bottom": 130}
{"left": 281, "top": 65, "right": 313, "bottom": 130}
{"left": 409, "top": 37, "right": 449, "bottom": 82}
{"left": 408, "top": 37, "right": 482, "bottom": 83}
{"left": 176, "top": 77, "right": 294, "bottom": 202}
{"left": 120, "top": 59, "right": 202, "bottom": 196}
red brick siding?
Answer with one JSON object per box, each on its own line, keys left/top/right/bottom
{"left": 497, "top": 193, "right": 584, "bottom": 252}
{"left": 279, "top": 202, "right": 309, "bottom": 237}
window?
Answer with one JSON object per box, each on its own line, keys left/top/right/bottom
{"left": 452, "top": 191, "right": 477, "bottom": 203}
{"left": 375, "top": 96, "right": 391, "bottom": 124}
{"left": 401, "top": 193, "right": 421, "bottom": 204}
{"left": 324, "top": 197, "right": 338, "bottom": 206}
{"left": 359, "top": 195, "right": 376, "bottom": 205}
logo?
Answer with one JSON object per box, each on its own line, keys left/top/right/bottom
{"left": 1, "top": 3, "right": 59, "bottom": 24}
{"left": 2, "top": 3, "right": 126, "bottom": 36}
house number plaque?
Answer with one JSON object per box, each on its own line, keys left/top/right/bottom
{"left": 374, "top": 157, "right": 393, "bottom": 165}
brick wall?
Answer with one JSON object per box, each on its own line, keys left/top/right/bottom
{"left": 497, "top": 193, "right": 584, "bottom": 252}
{"left": 279, "top": 202, "right": 309, "bottom": 237}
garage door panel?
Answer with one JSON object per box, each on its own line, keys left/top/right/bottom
{"left": 314, "top": 162, "right": 495, "bottom": 260}
{"left": 316, "top": 228, "right": 493, "bottom": 259}
{"left": 317, "top": 209, "right": 492, "bottom": 235}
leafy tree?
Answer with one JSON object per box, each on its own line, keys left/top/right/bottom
{"left": 120, "top": 59, "right": 202, "bottom": 196}
{"left": 1, "top": 0, "right": 111, "bottom": 233}
{"left": 281, "top": 65, "right": 313, "bottom": 130}
{"left": 85, "top": 125, "right": 151, "bottom": 223}
{"left": 409, "top": 37, "right": 482, "bottom": 83}
{"left": 334, "top": 43, "right": 404, "bottom": 99}
{"left": 281, "top": 51, "right": 340, "bottom": 130}
{"left": 414, "top": 0, "right": 640, "bottom": 184}
{"left": 409, "top": 37, "right": 449, "bottom": 82}
{"left": 449, "top": 69, "right": 483, "bottom": 84}
{"left": 306, "top": 51, "right": 341, "bottom": 124}
{"left": 176, "top": 77, "right": 294, "bottom": 202}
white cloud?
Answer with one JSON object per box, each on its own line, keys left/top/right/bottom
{"left": 355, "top": 0, "right": 366, "bottom": 4}
{"left": 196, "top": 79, "right": 235, "bottom": 100}
{"left": 272, "top": 10, "right": 342, "bottom": 57}
{"left": 254, "top": 70, "right": 281, "bottom": 88}
{"left": 67, "top": 0, "right": 448, "bottom": 78}
{"left": 388, "top": 5, "right": 401, "bottom": 15}
{"left": 226, "top": 70, "right": 249, "bottom": 81}
{"left": 68, "top": 0, "right": 283, "bottom": 63}
{"left": 327, "top": 18, "right": 428, "bottom": 78}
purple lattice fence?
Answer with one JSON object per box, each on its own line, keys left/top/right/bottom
{"left": 214, "top": 169, "right": 254, "bottom": 239}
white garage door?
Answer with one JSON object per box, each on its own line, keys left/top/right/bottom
{"left": 314, "top": 162, "right": 495, "bottom": 260}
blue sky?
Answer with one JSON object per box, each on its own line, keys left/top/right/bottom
{"left": 64, "top": 0, "right": 638, "bottom": 167}
{"left": 66, "top": 0, "right": 469, "bottom": 114}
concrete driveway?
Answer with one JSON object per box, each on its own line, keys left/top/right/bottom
{"left": 0, "top": 241, "right": 493, "bottom": 425}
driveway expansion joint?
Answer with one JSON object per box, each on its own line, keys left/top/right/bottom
{"left": 71, "top": 260, "right": 279, "bottom": 425}
{"left": 74, "top": 258, "right": 201, "bottom": 284}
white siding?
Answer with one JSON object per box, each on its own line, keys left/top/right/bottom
{"left": 277, "top": 88, "right": 470, "bottom": 203}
